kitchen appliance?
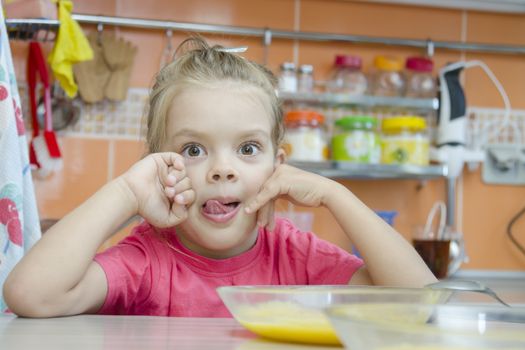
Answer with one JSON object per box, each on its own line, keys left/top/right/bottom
{"left": 431, "top": 60, "right": 513, "bottom": 178}
{"left": 431, "top": 60, "right": 515, "bottom": 235}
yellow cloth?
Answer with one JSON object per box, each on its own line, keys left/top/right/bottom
{"left": 48, "top": 0, "right": 93, "bottom": 97}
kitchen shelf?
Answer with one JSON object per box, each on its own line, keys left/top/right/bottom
{"left": 279, "top": 91, "right": 439, "bottom": 111}
{"left": 288, "top": 161, "right": 448, "bottom": 180}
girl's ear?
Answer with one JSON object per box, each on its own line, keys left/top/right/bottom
{"left": 274, "top": 147, "right": 286, "bottom": 167}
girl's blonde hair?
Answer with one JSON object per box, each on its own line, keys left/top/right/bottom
{"left": 146, "top": 36, "right": 284, "bottom": 154}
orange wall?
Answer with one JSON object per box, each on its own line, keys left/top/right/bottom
{"left": 11, "top": 0, "right": 525, "bottom": 270}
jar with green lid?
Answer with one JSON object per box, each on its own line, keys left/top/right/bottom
{"left": 381, "top": 116, "right": 429, "bottom": 165}
{"left": 332, "top": 116, "right": 380, "bottom": 163}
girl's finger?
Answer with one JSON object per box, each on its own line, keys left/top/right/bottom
{"left": 266, "top": 201, "right": 276, "bottom": 232}
{"left": 169, "top": 166, "right": 187, "bottom": 182}
{"left": 173, "top": 176, "right": 191, "bottom": 194}
{"left": 156, "top": 153, "right": 185, "bottom": 187}
{"left": 256, "top": 202, "right": 271, "bottom": 228}
{"left": 164, "top": 171, "right": 191, "bottom": 199}
{"left": 245, "top": 181, "right": 280, "bottom": 214}
{"left": 159, "top": 152, "right": 185, "bottom": 170}
{"left": 165, "top": 186, "right": 176, "bottom": 199}
{"left": 155, "top": 156, "right": 172, "bottom": 187}
{"left": 164, "top": 169, "right": 187, "bottom": 196}
{"left": 169, "top": 205, "right": 188, "bottom": 226}
{"left": 174, "top": 189, "right": 195, "bottom": 206}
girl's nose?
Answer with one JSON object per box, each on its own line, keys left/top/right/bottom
{"left": 207, "top": 160, "right": 239, "bottom": 183}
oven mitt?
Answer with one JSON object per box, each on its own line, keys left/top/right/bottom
{"left": 73, "top": 32, "right": 111, "bottom": 103}
{"left": 102, "top": 35, "right": 137, "bottom": 101}
{"left": 47, "top": 0, "right": 93, "bottom": 98}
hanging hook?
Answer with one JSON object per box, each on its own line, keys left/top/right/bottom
{"left": 97, "top": 22, "right": 104, "bottom": 45}
{"left": 165, "top": 29, "right": 173, "bottom": 52}
{"left": 426, "top": 39, "right": 435, "bottom": 57}
{"left": 159, "top": 29, "right": 175, "bottom": 68}
{"left": 263, "top": 28, "right": 272, "bottom": 65}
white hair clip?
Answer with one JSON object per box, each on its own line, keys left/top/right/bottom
{"left": 217, "top": 46, "right": 248, "bottom": 53}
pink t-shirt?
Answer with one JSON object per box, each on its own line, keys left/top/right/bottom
{"left": 94, "top": 217, "right": 363, "bottom": 317}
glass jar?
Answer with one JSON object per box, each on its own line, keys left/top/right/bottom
{"left": 297, "top": 64, "right": 314, "bottom": 93}
{"left": 278, "top": 62, "right": 297, "bottom": 93}
{"left": 326, "top": 55, "right": 367, "bottom": 95}
{"left": 381, "top": 116, "right": 429, "bottom": 165}
{"left": 332, "top": 115, "right": 380, "bottom": 163}
{"left": 283, "top": 110, "right": 328, "bottom": 161}
{"left": 405, "top": 56, "right": 436, "bottom": 98}
{"left": 371, "top": 55, "right": 405, "bottom": 97}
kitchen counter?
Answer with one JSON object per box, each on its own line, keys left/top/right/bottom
{"left": 0, "top": 314, "right": 336, "bottom": 350}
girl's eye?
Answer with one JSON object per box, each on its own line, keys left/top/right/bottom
{"left": 239, "top": 143, "right": 260, "bottom": 156}
{"left": 182, "top": 144, "right": 205, "bottom": 158}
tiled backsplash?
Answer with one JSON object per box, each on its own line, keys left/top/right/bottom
{"left": 19, "top": 84, "right": 148, "bottom": 140}
{"left": 467, "top": 107, "right": 525, "bottom": 147}
{"left": 68, "top": 89, "right": 148, "bottom": 140}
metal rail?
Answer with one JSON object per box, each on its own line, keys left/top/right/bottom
{"left": 5, "top": 13, "right": 525, "bottom": 55}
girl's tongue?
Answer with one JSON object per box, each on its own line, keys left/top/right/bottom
{"left": 202, "top": 199, "right": 239, "bottom": 214}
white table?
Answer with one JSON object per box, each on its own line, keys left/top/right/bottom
{"left": 0, "top": 314, "right": 338, "bottom": 350}
{"left": 2, "top": 273, "right": 523, "bottom": 350}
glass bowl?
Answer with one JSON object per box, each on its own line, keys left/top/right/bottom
{"left": 217, "top": 285, "right": 451, "bottom": 345}
{"left": 326, "top": 303, "right": 525, "bottom": 350}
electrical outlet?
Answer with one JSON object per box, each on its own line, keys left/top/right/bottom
{"left": 482, "top": 144, "right": 525, "bottom": 185}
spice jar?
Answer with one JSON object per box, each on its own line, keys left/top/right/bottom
{"left": 332, "top": 116, "right": 380, "bottom": 163}
{"left": 283, "top": 110, "right": 328, "bottom": 161}
{"left": 297, "top": 64, "right": 314, "bottom": 93}
{"left": 405, "top": 56, "right": 436, "bottom": 98}
{"left": 326, "top": 55, "right": 367, "bottom": 95}
{"left": 371, "top": 55, "right": 405, "bottom": 97}
{"left": 278, "top": 62, "right": 297, "bottom": 93}
{"left": 381, "top": 116, "right": 429, "bottom": 165}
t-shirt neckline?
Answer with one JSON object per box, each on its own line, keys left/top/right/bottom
{"left": 160, "top": 226, "right": 265, "bottom": 276}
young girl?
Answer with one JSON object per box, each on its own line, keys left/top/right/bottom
{"left": 3, "top": 37, "right": 436, "bottom": 318}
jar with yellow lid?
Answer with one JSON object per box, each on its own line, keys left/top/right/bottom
{"left": 283, "top": 110, "right": 328, "bottom": 161}
{"left": 332, "top": 116, "right": 380, "bottom": 163}
{"left": 381, "top": 116, "right": 429, "bottom": 165}
{"left": 371, "top": 55, "right": 406, "bottom": 97}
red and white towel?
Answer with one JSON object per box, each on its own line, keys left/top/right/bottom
{"left": 0, "top": 9, "right": 41, "bottom": 313}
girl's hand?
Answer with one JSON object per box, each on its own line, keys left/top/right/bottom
{"left": 245, "top": 164, "right": 334, "bottom": 230}
{"left": 119, "top": 152, "right": 195, "bottom": 228}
